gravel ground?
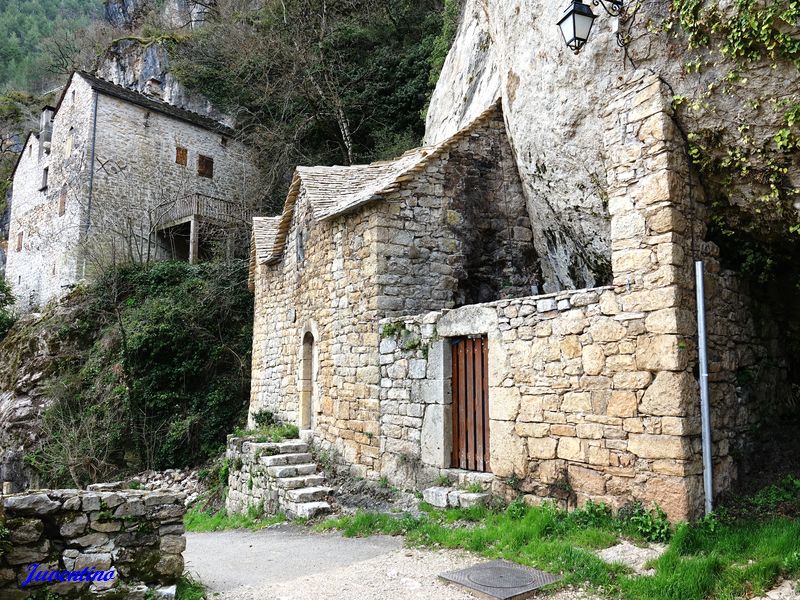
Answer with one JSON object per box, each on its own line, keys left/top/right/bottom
{"left": 186, "top": 526, "right": 598, "bottom": 600}
{"left": 218, "top": 547, "right": 598, "bottom": 600}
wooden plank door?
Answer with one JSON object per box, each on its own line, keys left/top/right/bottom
{"left": 451, "top": 336, "right": 490, "bottom": 472}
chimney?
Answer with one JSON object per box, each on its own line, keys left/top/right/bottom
{"left": 39, "top": 107, "right": 54, "bottom": 143}
{"left": 145, "top": 78, "right": 164, "bottom": 99}
{"left": 39, "top": 106, "right": 54, "bottom": 158}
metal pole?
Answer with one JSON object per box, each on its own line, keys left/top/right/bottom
{"left": 695, "top": 260, "right": 713, "bottom": 515}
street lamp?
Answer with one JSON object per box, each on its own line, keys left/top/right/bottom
{"left": 558, "top": 0, "right": 624, "bottom": 54}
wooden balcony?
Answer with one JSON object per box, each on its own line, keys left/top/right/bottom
{"left": 156, "top": 194, "right": 250, "bottom": 230}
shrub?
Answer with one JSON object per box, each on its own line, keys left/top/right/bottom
{"left": 29, "top": 261, "right": 253, "bottom": 487}
{"left": 0, "top": 277, "right": 16, "bottom": 340}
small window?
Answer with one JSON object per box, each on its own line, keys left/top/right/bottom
{"left": 220, "top": 136, "right": 228, "bottom": 148}
{"left": 65, "top": 128, "right": 74, "bottom": 155}
{"left": 176, "top": 146, "right": 188, "bottom": 166}
{"left": 28, "top": 144, "right": 31, "bottom": 156}
{"left": 198, "top": 154, "right": 214, "bottom": 179}
{"left": 58, "top": 186, "right": 67, "bottom": 216}
{"left": 40, "top": 167, "right": 49, "bottom": 191}
{"left": 296, "top": 229, "right": 305, "bottom": 266}
{"left": 16, "top": 232, "right": 23, "bottom": 252}
{"left": 71, "top": 90, "right": 76, "bottom": 103}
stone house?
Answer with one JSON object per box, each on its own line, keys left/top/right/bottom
{"left": 248, "top": 76, "right": 788, "bottom": 521}
{"left": 5, "top": 71, "right": 258, "bottom": 312}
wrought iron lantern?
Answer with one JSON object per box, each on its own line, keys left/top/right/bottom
{"left": 558, "top": 0, "right": 624, "bottom": 54}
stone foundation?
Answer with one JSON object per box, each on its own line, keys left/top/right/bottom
{"left": 0, "top": 489, "right": 185, "bottom": 598}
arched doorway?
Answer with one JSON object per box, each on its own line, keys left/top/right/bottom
{"left": 299, "top": 331, "right": 315, "bottom": 430}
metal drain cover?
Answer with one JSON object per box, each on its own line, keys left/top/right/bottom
{"left": 440, "top": 559, "right": 561, "bottom": 599}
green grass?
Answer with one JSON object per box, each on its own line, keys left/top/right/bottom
{"left": 176, "top": 573, "right": 207, "bottom": 600}
{"left": 316, "top": 495, "right": 800, "bottom": 600}
{"left": 184, "top": 505, "right": 285, "bottom": 532}
{"left": 233, "top": 423, "right": 300, "bottom": 443}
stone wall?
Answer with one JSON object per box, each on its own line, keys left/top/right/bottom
{"left": 374, "top": 73, "right": 788, "bottom": 521}
{"left": 249, "top": 108, "right": 536, "bottom": 479}
{"left": 0, "top": 489, "right": 185, "bottom": 599}
{"left": 250, "top": 73, "right": 789, "bottom": 521}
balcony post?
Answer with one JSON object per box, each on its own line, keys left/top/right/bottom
{"left": 189, "top": 216, "right": 199, "bottom": 264}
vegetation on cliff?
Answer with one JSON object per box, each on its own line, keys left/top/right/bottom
{"left": 170, "top": 0, "right": 456, "bottom": 212}
{"left": 12, "top": 261, "right": 253, "bottom": 488}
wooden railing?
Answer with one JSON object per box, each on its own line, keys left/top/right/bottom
{"left": 156, "top": 194, "right": 251, "bottom": 228}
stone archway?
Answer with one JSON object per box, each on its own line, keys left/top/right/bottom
{"left": 299, "top": 331, "right": 315, "bottom": 430}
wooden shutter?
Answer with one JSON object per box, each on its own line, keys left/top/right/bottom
{"left": 176, "top": 146, "right": 188, "bottom": 166}
{"left": 198, "top": 154, "right": 214, "bottom": 178}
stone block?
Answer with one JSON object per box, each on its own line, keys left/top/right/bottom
{"left": 557, "top": 438, "right": 585, "bottom": 461}
{"left": 640, "top": 371, "right": 696, "bottom": 416}
{"left": 489, "top": 387, "right": 520, "bottom": 421}
{"left": 8, "top": 518, "right": 44, "bottom": 544}
{"left": 627, "top": 434, "right": 691, "bottom": 459}
{"left": 3, "top": 494, "right": 60, "bottom": 515}
{"left": 561, "top": 391, "right": 592, "bottom": 413}
{"left": 582, "top": 345, "right": 605, "bottom": 376}
{"left": 589, "top": 317, "right": 626, "bottom": 342}
{"left": 606, "top": 391, "right": 636, "bottom": 418}
{"left": 527, "top": 437, "right": 557, "bottom": 459}
{"left": 458, "top": 492, "right": 490, "bottom": 508}
{"left": 635, "top": 335, "right": 688, "bottom": 371}
{"left": 568, "top": 465, "right": 606, "bottom": 494}
{"left": 422, "top": 486, "right": 451, "bottom": 508}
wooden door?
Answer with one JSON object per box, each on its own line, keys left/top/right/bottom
{"left": 451, "top": 336, "right": 490, "bottom": 472}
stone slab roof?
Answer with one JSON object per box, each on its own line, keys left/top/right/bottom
{"left": 251, "top": 97, "right": 502, "bottom": 273}
{"left": 58, "top": 71, "right": 234, "bottom": 135}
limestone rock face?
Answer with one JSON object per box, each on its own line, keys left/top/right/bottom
{"left": 98, "top": 0, "right": 229, "bottom": 123}
{"left": 425, "top": 0, "right": 800, "bottom": 292}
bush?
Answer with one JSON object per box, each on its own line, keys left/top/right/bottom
{"left": 0, "top": 277, "right": 16, "bottom": 340}
{"left": 29, "top": 261, "right": 253, "bottom": 487}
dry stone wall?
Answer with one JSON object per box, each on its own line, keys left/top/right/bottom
{"left": 251, "top": 73, "right": 787, "bottom": 521}
{"left": 0, "top": 489, "right": 185, "bottom": 599}
{"left": 376, "top": 73, "right": 788, "bottom": 522}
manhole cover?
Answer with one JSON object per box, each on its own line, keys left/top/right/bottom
{"left": 440, "top": 559, "right": 561, "bottom": 600}
{"left": 467, "top": 566, "right": 535, "bottom": 588}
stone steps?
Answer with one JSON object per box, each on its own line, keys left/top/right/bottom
{"left": 286, "top": 486, "right": 333, "bottom": 503}
{"left": 276, "top": 474, "right": 326, "bottom": 490}
{"left": 285, "top": 501, "right": 331, "bottom": 519}
{"left": 260, "top": 452, "right": 313, "bottom": 467}
{"left": 266, "top": 463, "right": 318, "bottom": 478}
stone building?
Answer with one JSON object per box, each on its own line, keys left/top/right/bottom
{"left": 247, "top": 76, "right": 788, "bottom": 522}
{"left": 5, "top": 71, "right": 258, "bottom": 312}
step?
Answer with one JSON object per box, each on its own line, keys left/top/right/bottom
{"left": 275, "top": 441, "right": 308, "bottom": 454}
{"left": 266, "top": 463, "right": 318, "bottom": 478}
{"left": 276, "top": 475, "right": 325, "bottom": 490}
{"left": 286, "top": 486, "right": 333, "bottom": 503}
{"left": 286, "top": 501, "right": 331, "bottom": 519}
{"left": 260, "top": 452, "right": 312, "bottom": 467}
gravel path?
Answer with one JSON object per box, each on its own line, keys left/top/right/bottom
{"left": 186, "top": 525, "right": 598, "bottom": 600}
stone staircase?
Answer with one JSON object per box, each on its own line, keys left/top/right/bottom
{"left": 259, "top": 440, "right": 333, "bottom": 518}
{"left": 225, "top": 437, "right": 334, "bottom": 519}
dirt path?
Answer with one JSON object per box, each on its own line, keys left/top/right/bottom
{"left": 184, "top": 525, "right": 596, "bottom": 599}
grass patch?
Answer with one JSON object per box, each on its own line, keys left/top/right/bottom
{"left": 185, "top": 505, "right": 285, "bottom": 532}
{"left": 233, "top": 422, "right": 300, "bottom": 443}
{"left": 317, "top": 490, "right": 800, "bottom": 600}
{"left": 176, "top": 573, "right": 207, "bottom": 600}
